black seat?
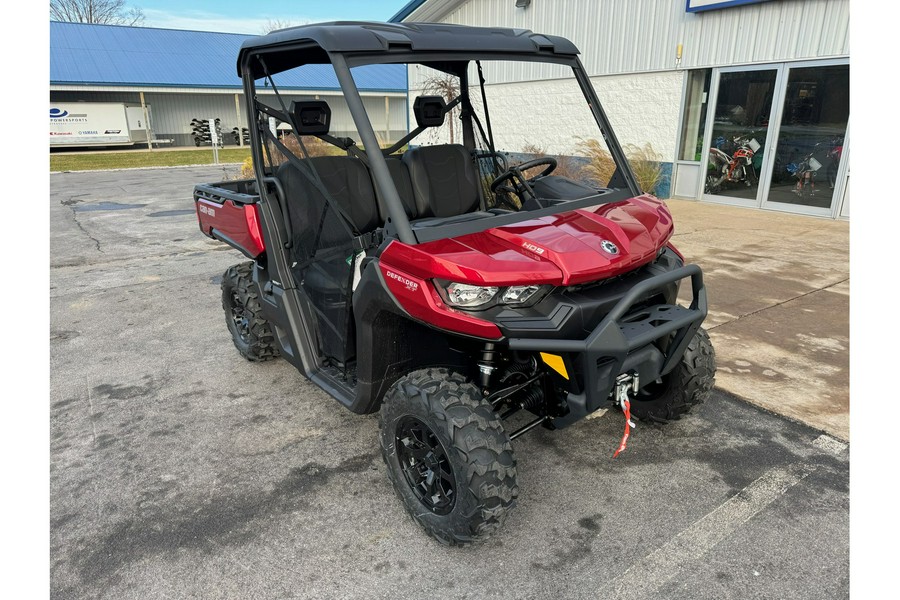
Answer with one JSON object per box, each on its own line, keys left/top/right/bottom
{"left": 276, "top": 155, "right": 379, "bottom": 364}
{"left": 402, "top": 144, "right": 482, "bottom": 222}
{"left": 276, "top": 156, "right": 380, "bottom": 257}
{"left": 374, "top": 157, "right": 419, "bottom": 222}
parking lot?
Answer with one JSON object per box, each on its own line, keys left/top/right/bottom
{"left": 50, "top": 166, "right": 849, "bottom": 599}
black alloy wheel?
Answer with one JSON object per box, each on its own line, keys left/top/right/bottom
{"left": 221, "top": 262, "right": 280, "bottom": 362}
{"left": 379, "top": 368, "right": 518, "bottom": 545}
{"left": 229, "top": 290, "right": 253, "bottom": 345}
{"left": 395, "top": 416, "right": 456, "bottom": 515}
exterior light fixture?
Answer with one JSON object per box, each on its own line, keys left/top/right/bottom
{"left": 516, "top": 0, "right": 532, "bottom": 8}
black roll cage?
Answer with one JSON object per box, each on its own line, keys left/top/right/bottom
{"left": 239, "top": 39, "right": 642, "bottom": 247}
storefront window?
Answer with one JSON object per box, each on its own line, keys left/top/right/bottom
{"left": 704, "top": 69, "right": 778, "bottom": 200}
{"left": 767, "top": 65, "right": 849, "bottom": 209}
{"left": 678, "top": 70, "right": 711, "bottom": 161}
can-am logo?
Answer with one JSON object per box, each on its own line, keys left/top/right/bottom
{"left": 385, "top": 270, "right": 418, "bottom": 292}
{"left": 600, "top": 239, "right": 619, "bottom": 255}
{"left": 521, "top": 241, "right": 545, "bottom": 255}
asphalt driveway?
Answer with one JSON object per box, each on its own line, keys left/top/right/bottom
{"left": 50, "top": 166, "right": 849, "bottom": 599}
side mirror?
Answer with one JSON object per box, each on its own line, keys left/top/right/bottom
{"left": 290, "top": 100, "right": 331, "bottom": 135}
{"left": 413, "top": 96, "right": 447, "bottom": 128}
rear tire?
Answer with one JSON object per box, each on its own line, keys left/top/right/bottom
{"left": 221, "top": 262, "right": 280, "bottom": 362}
{"left": 630, "top": 327, "right": 716, "bottom": 424}
{"left": 379, "top": 368, "right": 518, "bottom": 545}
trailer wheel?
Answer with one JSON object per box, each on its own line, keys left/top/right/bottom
{"left": 379, "top": 368, "right": 518, "bottom": 545}
{"left": 221, "top": 262, "right": 279, "bottom": 362}
{"left": 630, "top": 327, "right": 716, "bottom": 424}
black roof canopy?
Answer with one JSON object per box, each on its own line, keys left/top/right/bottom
{"left": 238, "top": 21, "right": 580, "bottom": 77}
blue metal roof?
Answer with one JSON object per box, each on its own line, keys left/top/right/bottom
{"left": 50, "top": 21, "right": 407, "bottom": 92}
{"left": 389, "top": 0, "right": 429, "bottom": 22}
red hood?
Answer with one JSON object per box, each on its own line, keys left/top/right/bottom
{"left": 381, "top": 195, "right": 674, "bottom": 286}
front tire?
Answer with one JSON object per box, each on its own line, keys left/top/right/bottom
{"left": 221, "top": 262, "right": 280, "bottom": 362}
{"left": 630, "top": 327, "right": 716, "bottom": 423}
{"left": 379, "top": 368, "right": 518, "bottom": 545}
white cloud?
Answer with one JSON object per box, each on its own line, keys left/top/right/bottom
{"left": 141, "top": 9, "right": 333, "bottom": 35}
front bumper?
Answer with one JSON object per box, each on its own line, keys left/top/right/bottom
{"left": 507, "top": 265, "right": 707, "bottom": 428}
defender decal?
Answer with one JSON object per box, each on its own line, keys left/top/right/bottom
{"left": 385, "top": 270, "right": 418, "bottom": 292}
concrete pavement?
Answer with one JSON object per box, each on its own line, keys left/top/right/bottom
{"left": 49, "top": 167, "right": 850, "bottom": 599}
{"left": 665, "top": 200, "right": 849, "bottom": 440}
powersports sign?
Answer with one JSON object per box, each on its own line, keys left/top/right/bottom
{"left": 49, "top": 103, "right": 132, "bottom": 146}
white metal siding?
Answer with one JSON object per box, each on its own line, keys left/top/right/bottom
{"left": 420, "top": 0, "right": 848, "bottom": 79}
{"left": 50, "top": 91, "right": 407, "bottom": 146}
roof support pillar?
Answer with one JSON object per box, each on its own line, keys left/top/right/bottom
{"left": 234, "top": 93, "right": 243, "bottom": 146}
{"left": 139, "top": 91, "right": 153, "bottom": 151}
{"left": 384, "top": 96, "right": 391, "bottom": 145}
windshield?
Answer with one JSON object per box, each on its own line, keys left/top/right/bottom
{"left": 248, "top": 54, "right": 638, "bottom": 244}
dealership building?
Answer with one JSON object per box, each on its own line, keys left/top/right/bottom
{"left": 49, "top": 21, "right": 408, "bottom": 149}
{"left": 391, "top": 0, "right": 850, "bottom": 219}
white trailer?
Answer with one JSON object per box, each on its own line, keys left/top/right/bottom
{"left": 49, "top": 102, "right": 155, "bottom": 147}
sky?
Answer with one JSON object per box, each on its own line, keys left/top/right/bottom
{"left": 134, "top": 0, "right": 414, "bottom": 34}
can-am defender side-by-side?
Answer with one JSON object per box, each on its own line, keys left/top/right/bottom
{"left": 194, "top": 22, "right": 715, "bottom": 545}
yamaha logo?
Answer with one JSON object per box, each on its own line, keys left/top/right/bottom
{"left": 600, "top": 240, "right": 619, "bottom": 255}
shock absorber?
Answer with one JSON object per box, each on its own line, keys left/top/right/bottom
{"left": 517, "top": 385, "right": 544, "bottom": 412}
{"left": 500, "top": 355, "right": 537, "bottom": 383}
{"left": 478, "top": 342, "right": 497, "bottom": 391}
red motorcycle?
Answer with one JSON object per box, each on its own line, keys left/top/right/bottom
{"left": 705, "top": 134, "right": 761, "bottom": 194}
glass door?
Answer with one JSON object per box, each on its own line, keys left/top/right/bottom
{"left": 701, "top": 66, "right": 780, "bottom": 207}
{"left": 762, "top": 62, "right": 850, "bottom": 216}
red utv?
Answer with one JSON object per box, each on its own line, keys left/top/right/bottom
{"left": 194, "top": 22, "right": 715, "bottom": 545}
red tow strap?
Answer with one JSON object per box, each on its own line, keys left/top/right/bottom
{"left": 613, "top": 396, "right": 636, "bottom": 458}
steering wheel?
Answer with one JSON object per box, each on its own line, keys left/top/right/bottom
{"left": 489, "top": 157, "right": 558, "bottom": 202}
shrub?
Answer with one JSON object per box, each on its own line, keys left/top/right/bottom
{"left": 576, "top": 138, "right": 616, "bottom": 187}
{"left": 624, "top": 142, "right": 664, "bottom": 195}
{"left": 520, "top": 143, "right": 583, "bottom": 181}
{"left": 238, "top": 134, "right": 343, "bottom": 179}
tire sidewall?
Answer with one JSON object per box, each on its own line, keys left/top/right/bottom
{"left": 629, "top": 327, "right": 716, "bottom": 423}
{"left": 380, "top": 382, "right": 483, "bottom": 541}
{"left": 221, "top": 262, "right": 278, "bottom": 361}
{"left": 221, "top": 267, "right": 253, "bottom": 356}
{"left": 379, "top": 370, "right": 517, "bottom": 545}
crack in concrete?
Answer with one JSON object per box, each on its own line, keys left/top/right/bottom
{"left": 708, "top": 277, "right": 849, "bottom": 331}
{"left": 64, "top": 200, "right": 104, "bottom": 254}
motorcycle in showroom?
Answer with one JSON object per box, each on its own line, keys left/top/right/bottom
{"left": 705, "top": 134, "right": 761, "bottom": 194}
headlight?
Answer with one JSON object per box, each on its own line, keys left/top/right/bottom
{"left": 436, "top": 281, "right": 551, "bottom": 310}
{"left": 502, "top": 285, "right": 541, "bottom": 304}
{"left": 443, "top": 282, "right": 499, "bottom": 308}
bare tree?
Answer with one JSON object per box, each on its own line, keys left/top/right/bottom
{"left": 50, "top": 0, "right": 145, "bottom": 26}
{"left": 421, "top": 73, "right": 460, "bottom": 144}
{"left": 261, "top": 19, "right": 307, "bottom": 34}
